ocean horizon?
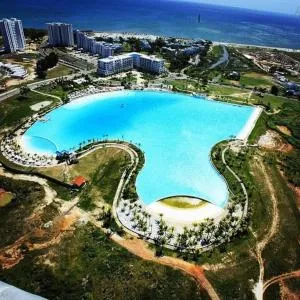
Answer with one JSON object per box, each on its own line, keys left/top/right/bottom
{"left": 1, "top": 0, "right": 300, "bottom": 49}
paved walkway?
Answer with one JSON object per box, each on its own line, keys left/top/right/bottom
{"left": 209, "top": 45, "right": 229, "bottom": 70}
{"left": 222, "top": 145, "right": 249, "bottom": 215}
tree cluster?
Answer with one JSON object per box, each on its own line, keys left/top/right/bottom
{"left": 24, "top": 28, "right": 47, "bottom": 41}
{"left": 36, "top": 52, "right": 59, "bottom": 79}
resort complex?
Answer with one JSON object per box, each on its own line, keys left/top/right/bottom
{"left": 98, "top": 52, "right": 165, "bottom": 76}
{"left": 0, "top": 9, "right": 300, "bottom": 300}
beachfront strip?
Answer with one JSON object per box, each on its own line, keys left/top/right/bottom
{"left": 98, "top": 52, "right": 165, "bottom": 76}
{"left": 0, "top": 18, "right": 25, "bottom": 53}
{"left": 75, "top": 30, "right": 122, "bottom": 58}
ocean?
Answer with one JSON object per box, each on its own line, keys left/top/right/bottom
{"left": 1, "top": 0, "right": 300, "bottom": 49}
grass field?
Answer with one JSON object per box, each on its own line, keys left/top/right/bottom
{"left": 40, "top": 147, "right": 130, "bottom": 209}
{"left": 46, "top": 64, "right": 75, "bottom": 79}
{"left": 160, "top": 197, "right": 205, "bottom": 209}
{"left": 240, "top": 72, "right": 274, "bottom": 88}
{"left": 0, "top": 91, "right": 58, "bottom": 130}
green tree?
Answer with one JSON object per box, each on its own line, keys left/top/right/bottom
{"left": 19, "top": 86, "right": 30, "bottom": 97}
{"left": 270, "top": 85, "right": 279, "bottom": 96}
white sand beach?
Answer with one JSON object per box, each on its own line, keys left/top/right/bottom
{"left": 237, "top": 106, "right": 263, "bottom": 140}
{"left": 146, "top": 200, "right": 226, "bottom": 227}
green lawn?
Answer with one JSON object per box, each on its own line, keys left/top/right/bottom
{"left": 0, "top": 91, "right": 58, "bottom": 130}
{"left": 40, "top": 147, "right": 129, "bottom": 209}
{"left": 240, "top": 72, "right": 274, "bottom": 88}
{"left": 160, "top": 197, "right": 205, "bottom": 209}
{"left": 46, "top": 64, "right": 74, "bottom": 79}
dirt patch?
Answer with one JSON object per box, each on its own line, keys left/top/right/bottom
{"left": 0, "top": 209, "right": 80, "bottom": 269}
{"left": 277, "top": 125, "right": 292, "bottom": 136}
{"left": 258, "top": 130, "right": 293, "bottom": 153}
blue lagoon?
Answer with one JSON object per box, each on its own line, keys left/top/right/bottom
{"left": 22, "top": 91, "right": 257, "bottom": 207}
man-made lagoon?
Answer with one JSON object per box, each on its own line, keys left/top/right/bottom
{"left": 22, "top": 91, "right": 256, "bottom": 207}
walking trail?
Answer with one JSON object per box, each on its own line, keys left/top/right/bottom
{"left": 252, "top": 158, "right": 280, "bottom": 300}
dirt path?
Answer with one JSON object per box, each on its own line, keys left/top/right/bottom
{"left": 263, "top": 270, "right": 300, "bottom": 292}
{"left": 111, "top": 235, "right": 220, "bottom": 300}
{"left": 31, "top": 89, "right": 62, "bottom": 101}
{"left": 0, "top": 168, "right": 57, "bottom": 209}
{"left": 0, "top": 168, "right": 80, "bottom": 269}
{"left": 252, "top": 158, "right": 280, "bottom": 300}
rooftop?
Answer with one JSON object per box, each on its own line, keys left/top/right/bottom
{"left": 72, "top": 176, "right": 87, "bottom": 187}
{"left": 99, "top": 52, "right": 164, "bottom": 63}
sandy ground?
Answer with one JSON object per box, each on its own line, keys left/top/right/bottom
{"left": 237, "top": 106, "right": 263, "bottom": 141}
{"left": 146, "top": 200, "right": 226, "bottom": 226}
{"left": 30, "top": 101, "right": 52, "bottom": 111}
{"left": 4, "top": 58, "right": 37, "bottom": 88}
{"left": 258, "top": 130, "right": 293, "bottom": 153}
{"left": 277, "top": 125, "right": 292, "bottom": 136}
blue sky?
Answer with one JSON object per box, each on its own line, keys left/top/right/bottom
{"left": 176, "top": 0, "right": 300, "bottom": 14}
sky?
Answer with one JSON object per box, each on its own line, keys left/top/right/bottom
{"left": 177, "top": 0, "right": 300, "bottom": 14}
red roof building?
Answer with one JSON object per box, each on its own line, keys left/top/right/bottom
{"left": 72, "top": 176, "right": 87, "bottom": 188}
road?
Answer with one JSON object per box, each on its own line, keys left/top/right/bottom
{"left": 209, "top": 45, "right": 229, "bottom": 70}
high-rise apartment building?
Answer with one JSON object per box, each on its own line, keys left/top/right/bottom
{"left": 47, "top": 22, "right": 74, "bottom": 47}
{"left": 0, "top": 18, "right": 25, "bottom": 52}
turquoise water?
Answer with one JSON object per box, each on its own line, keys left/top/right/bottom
{"left": 22, "top": 91, "right": 255, "bottom": 207}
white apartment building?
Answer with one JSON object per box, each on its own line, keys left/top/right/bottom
{"left": 47, "top": 22, "right": 74, "bottom": 47}
{"left": 0, "top": 18, "right": 25, "bottom": 52}
{"left": 98, "top": 52, "right": 164, "bottom": 76}
{"left": 75, "top": 30, "right": 121, "bottom": 57}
